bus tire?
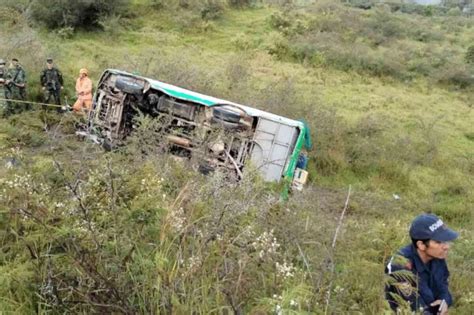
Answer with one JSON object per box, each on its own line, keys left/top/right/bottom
{"left": 212, "top": 107, "right": 241, "bottom": 123}
{"left": 115, "top": 78, "right": 143, "bottom": 95}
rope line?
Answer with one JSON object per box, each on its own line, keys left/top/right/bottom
{"left": 0, "top": 98, "right": 70, "bottom": 109}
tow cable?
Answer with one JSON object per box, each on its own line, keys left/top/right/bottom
{"left": 0, "top": 98, "right": 74, "bottom": 111}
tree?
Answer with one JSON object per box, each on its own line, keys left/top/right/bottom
{"left": 29, "top": 0, "right": 130, "bottom": 30}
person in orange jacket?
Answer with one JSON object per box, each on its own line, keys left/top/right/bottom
{"left": 72, "top": 68, "right": 93, "bottom": 113}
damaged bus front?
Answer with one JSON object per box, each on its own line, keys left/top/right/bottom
{"left": 87, "top": 69, "right": 311, "bottom": 190}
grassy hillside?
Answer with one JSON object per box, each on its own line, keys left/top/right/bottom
{"left": 0, "top": 1, "right": 473, "bottom": 313}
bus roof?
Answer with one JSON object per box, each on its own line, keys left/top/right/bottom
{"left": 105, "top": 69, "right": 305, "bottom": 129}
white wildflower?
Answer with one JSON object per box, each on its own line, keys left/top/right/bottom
{"left": 168, "top": 207, "right": 186, "bottom": 232}
{"left": 187, "top": 255, "right": 202, "bottom": 271}
{"left": 276, "top": 260, "right": 295, "bottom": 279}
{"left": 253, "top": 229, "right": 280, "bottom": 259}
{"left": 334, "top": 285, "right": 345, "bottom": 294}
{"left": 275, "top": 304, "right": 282, "bottom": 315}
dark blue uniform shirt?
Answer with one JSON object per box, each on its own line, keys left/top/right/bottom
{"left": 385, "top": 244, "right": 453, "bottom": 313}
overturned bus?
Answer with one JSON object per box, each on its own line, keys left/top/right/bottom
{"left": 85, "top": 69, "right": 311, "bottom": 189}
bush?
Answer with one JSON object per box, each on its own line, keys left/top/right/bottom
{"left": 54, "top": 26, "right": 75, "bottom": 39}
{"left": 150, "top": 0, "right": 166, "bottom": 9}
{"left": 1, "top": 0, "right": 31, "bottom": 12}
{"left": 466, "top": 45, "right": 474, "bottom": 64}
{"left": 231, "top": 33, "right": 257, "bottom": 51}
{"left": 29, "top": 0, "right": 130, "bottom": 30}
{"left": 200, "top": 0, "right": 226, "bottom": 20}
{"left": 98, "top": 14, "right": 124, "bottom": 35}
{"left": 434, "top": 62, "right": 474, "bottom": 88}
{"left": 268, "top": 10, "right": 307, "bottom": 36}
{"left": 228, "top": 0, "right": 253, "bottom": 7}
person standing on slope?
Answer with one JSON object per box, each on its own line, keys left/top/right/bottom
{"left": 40, "top": 58, "right": 64, "bottom": 110}
{"left": 73, "top": 68, "right": 93, "bottom": 114}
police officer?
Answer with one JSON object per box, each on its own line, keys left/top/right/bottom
{"left": 385, "top": 214, "right": 459, "bottom": 315}
{"left": 0, "top": 59, "right": 6, "bottom": 111}
{"left": 40, "top": 58, "right": 64, "bottom": 109}
{"left": 4, "top": 58, "right": 27, "bottom": 115}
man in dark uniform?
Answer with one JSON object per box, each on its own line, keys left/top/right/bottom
{"left": 4, "top": 58, "right": 27, "bottom": 115}
{"left": 40, "top": 58, "right": 64, "bottom": 109}
{"left": 385, "top": 213, "right": 459, "bottom": 315}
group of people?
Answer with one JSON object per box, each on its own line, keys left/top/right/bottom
{"left": 0, "top": 57, "right": 93, "bottom": 116}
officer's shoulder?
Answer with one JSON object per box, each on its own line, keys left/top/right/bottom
{"left": 386, "top": 246, "right": 414, "bottom": 273}
{"left": 391, "top": 253, "right": 412, "bottom": 270}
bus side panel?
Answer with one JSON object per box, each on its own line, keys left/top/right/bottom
{"left": 250, "top": 119, "right": 298, "bottom": 182}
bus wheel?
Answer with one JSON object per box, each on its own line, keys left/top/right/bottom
{"left": 212, "top": 107, "right": 241, "bottom": 123}
{"left": 115, "top": 77, "right": 144, "bottom": 95}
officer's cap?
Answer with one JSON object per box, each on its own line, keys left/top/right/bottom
{"left": 409, "top": 213, "right": 458, "bottom": 242}
{"left": 46, "top": 58, "right": 53, "bottom": 64}
{"left": 0, "top": 59, "right": 5, "bottom": 65}
{"left": 12, "top": 58, "right": 19, "bottom": 62}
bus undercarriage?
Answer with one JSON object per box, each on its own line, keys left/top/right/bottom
{"left": 86, "top": 70, "right": 307, "bottom": 185}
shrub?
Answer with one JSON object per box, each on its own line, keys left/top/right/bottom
{"left": 150, "top": 0, "right": 166, "bottom": 9}
{"left": 1, "top": 0, "right": 31, "bottom": 12}
{"left": 447, "top": 7, "right": 462, "bottom": 16}
{"left": 263, "top": 32, "right": 291, "bottom": 59}
{"left": 268, "top": 10, "right": 307, "bottom": 36}
{"left": 224, "top": 53, "right": 250, "bottom": 91}
{"left": 269, "top": 10, "right": 292, "bottom": 30}
{"left": 200, "top": 0, "right": 226, "bottom": 20}
{"left": 54, "top": 26, "right": 75, "bottom": 39}
{"left": 98, "top": 14, "right": 124, "bottom": 35}
{"left": 466, "top": 45, "right": 474, "bottom": 64}
{"left": 434, "top": 62, "right": 473, "bottom": 88}
{"left": 231, "top": 33, "right": 257, "bottom": 51}
{"left": 228, "top": 0, "right": 253, "bottom": 7}
{"left": 29, "top": 0, "right": 130, "bottom": 30}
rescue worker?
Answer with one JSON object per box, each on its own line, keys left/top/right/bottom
{"left": 385, "top": 213, "right": 459, "bottom": 315}
{"left": 72, "top": 68, "right": 93, "bottom": 114}
{"left": 40, "top": 58, "right": 64, "bottom": 109}
{"left": 0, "top": 59, "right": 6, "bottom": 111}
{"left": 4, "top": 58, "right": 27, "bottom": 115}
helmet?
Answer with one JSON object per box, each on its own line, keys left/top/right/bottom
{"left": 79, "top": 68, "right": 88, "bottom": 75}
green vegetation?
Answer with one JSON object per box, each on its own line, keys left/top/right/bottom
{"left": 1, "top": 0, "right": 473, "bottom": 313}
